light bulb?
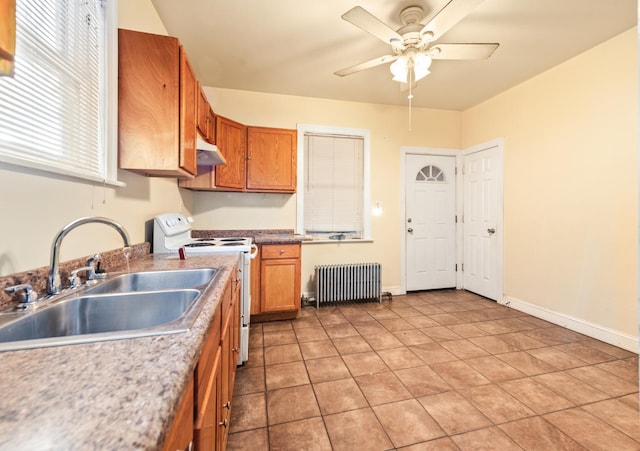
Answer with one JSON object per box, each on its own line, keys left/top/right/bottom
{"left": 390, "top": 56, "right": 408, "bottom": 83}
{"left": 412, "top": 53, "right": 432, "bottom": 81}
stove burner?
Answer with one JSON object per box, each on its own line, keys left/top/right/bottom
{"left": 220, "top": 237, "right": 246, "bottom": 242}
{"left": 222, "top": 242, "right": 244, "bottom": 246}
{"left": 185, "top": 242, "right": 217, "bottom": 247}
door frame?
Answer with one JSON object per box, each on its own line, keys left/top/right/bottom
{"left": 400, "top": 147, "right": 464, "bottom": 294}
{"left": 462, "top": 138, "right": 504, "bottom": 301}
{"left": 400, "top": 138, "right": 504, "bottom": 298}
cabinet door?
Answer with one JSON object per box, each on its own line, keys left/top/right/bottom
{"left": 179, "top": 46, "right": 197, "bottom": 176}
{"left": 162, "top": 377, "right": 194, "bottom": 451}
{"left": 207, "top": 107, "right": 216, "bottom": 144}
{"left": 246, "top": 127, "right": 297, "bottom": 192}
{"left": 231, "top": 272, "right": 241, "bottom": 376}
{"left": 196, "top": 85, "right": 209, "bottom": 139}
{"left": 215, "top": 116, "right": 246, "bottom": 190}
{"left": 193, "top": 349, "right": 220, "bottom": 451}
{"left": 250, "top": 245, "right": 261, "bottom": 315}
{"left": 218, "top": 310, "right": 232, "bottom": 451}
{"left": 118, "top": 30, "right": 181, "bottom": 174}
{"left": 261, "top": 258, "right": 301, "bottom": 312}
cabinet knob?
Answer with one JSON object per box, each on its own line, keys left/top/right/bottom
{"left": 223, "top": 401, "right": 231, "bottom": 409}
{"left": 219, "top": 419, "right": 228, "bottom": 428}
{"left": 279, "top": 249, "right": 285, "bottom": 254}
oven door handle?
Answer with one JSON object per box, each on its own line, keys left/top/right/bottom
{"left": 249, "top": 243, "right": 258, "bottom": 259}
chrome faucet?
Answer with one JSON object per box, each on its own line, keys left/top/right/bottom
{"left": 47, "top": 217, "right": 131, "bottom": 295}
{"left": 68, "top": 254, "right": 102, "bottom": 289}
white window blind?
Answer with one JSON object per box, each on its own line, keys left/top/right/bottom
{"left": 0, "top": 0, "right": 116, "bottom": 183}
{"left": 303, "top": 133, "right": 365, "bottom": 239}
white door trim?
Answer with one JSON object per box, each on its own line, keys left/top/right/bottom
{"left": 400, "top": 147, "right": 463, "bottom": 294}
{"left": 462, "top": 138, "right": 505, "bottom": 301}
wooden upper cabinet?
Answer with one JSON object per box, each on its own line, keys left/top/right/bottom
{"left": 179, "top": 48, "right": 197, "bottom": 176}
{"left": 178, "top": 124, "right": 298, "bottom": 193}
{"left": 247, "top": 127, "right": 297, "bottom": 192}
{"left": 215, "top": 116, "right": 247, "bottom": 190}
{"left": 118, "top": 29, "right": 197, "bottom": 178}
{"left": 0, "top": 0, "right": 16, "bottom": 76}
{"left": 197, "top": 86, "right": 216, "bottom": 144}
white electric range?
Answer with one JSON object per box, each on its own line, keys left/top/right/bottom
{"left": 153, "top": 213, "right": 257, "bottom": 366}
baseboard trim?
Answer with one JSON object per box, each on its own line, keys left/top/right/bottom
{"left": 302, "top": 286, "right": 405, "bottom": 303}
{"left": 501, "top": 296, "right": 639, "bottom": 354}
{"left": 384, "top": 286, "right": 404, "bottom": 296}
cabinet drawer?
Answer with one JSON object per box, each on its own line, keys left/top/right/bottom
{"left": 261, "top": 244, "right": 300, "bottom": 260}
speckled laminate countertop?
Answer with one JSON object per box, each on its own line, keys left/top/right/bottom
{"left": 191, "top": 229, "right": 305, "bottom": 245}
{"left": 0, "top": 252, "right": 240, "bottom": 450}
{"left": 253, "top": 234, "right": 305, "bottom": 244}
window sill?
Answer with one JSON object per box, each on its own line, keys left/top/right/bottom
{"left": 0, "top": 159, "right": 125, "bottom": 187}
{"left": 302, "top": 239, "right": 373, "bottom": 244}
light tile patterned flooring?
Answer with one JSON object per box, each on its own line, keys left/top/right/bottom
{"left": 227, "top": 290, "right": 639, "bottom": 450}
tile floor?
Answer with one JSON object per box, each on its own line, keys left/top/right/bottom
{"left": 226, "top": 290, "right": 639, "bottom": 450}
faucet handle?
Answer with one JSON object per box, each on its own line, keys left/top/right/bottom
{"left": 69, "top": 265, "right": 97, "bottom": 289}
{"left": 86, "top": 254, "right": 102, "bottom": 280}
{"left": 89, "top": 254, "right": 107, "bottom": 279}
{"left": 5, "top": 284, "right": 39, "bottom": 303}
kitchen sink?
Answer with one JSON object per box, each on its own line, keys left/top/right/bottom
{"left": 0, "top": 267, "right": 220, "bottom": 352}
{"left": 84, "top": 268, "right": 217, "bottom": 295}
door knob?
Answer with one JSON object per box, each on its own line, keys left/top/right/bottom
{"left": 487, "top": 228, "right": 496, "bottom": 235}
{"left": 407, "top": 228, "right": 413, "bottom": 233}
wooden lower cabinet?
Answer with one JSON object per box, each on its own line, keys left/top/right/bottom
{"left": 193, "top": 350, "right": 220, "bottom": 450}
{"left": 193, "top": 299, "right": 222, "bottom": 451}
{"left": 162, "top": 377, "right": 194, "bottom": 451}
{"left": 188, "top": 265, "right": 241, "bottom": 451}
{"left": 260, "top": 244, "right": 301, "bottom": 313}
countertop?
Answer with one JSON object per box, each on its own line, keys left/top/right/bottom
{"left": 253, "top": 234, "right": 306, "bottom": 245}
{"left": 192, "top": 229, "right": 306, "bottom": 245}
{"left": 0, "top": 252, "right": 240, "bottom": 450}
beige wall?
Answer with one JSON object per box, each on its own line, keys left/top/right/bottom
{"left": 462, "top": 28, "right": 638, "bottom": 338}
{"left": 192, "top": 89, "right": 462, "bottom": 293}
{"left": 2, "top": 0, "right": 636, "bottom": 345}
{"left": 0, "top": 0, "right": 193, "bottom": 277}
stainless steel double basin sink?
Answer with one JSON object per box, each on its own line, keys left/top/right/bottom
{"left": 0, "top": 268, "right": 219, "bottom": 352}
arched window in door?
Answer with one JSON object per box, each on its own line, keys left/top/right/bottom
{"left": 415, "top": 165, "right": 446, "bottom": 182}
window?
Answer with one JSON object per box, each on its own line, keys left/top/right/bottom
{"left": 297, "top": 124, "right": 371, "bottom": 241}
{"left": 416, "top": 165, "right": 446, "bottom": 182}
{"left": 0, "top": 0, "right": 119, "bottom": 184}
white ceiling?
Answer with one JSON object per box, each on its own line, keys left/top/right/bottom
{"left": 149, "top": 0, "right": 637, "bottom": 111}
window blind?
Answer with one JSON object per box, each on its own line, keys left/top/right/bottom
{"left": 304, "top": 133, "right": 364, "bottom": 238}
{"left": 0, "top": 0, "right": 110, "bottom": 182}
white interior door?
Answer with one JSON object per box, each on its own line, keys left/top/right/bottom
{"left": 463, "top": 144, "right": 503, "bottom": 300}
{"left": 405, "top": 154, "right": 456, "bottom": 291}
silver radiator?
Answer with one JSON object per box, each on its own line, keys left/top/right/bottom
{"left": 315, "top": 263, "right": 382, "bottom": 307}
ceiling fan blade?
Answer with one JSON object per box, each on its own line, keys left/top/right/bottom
{"left": 334, "top": 55, "right": 398, "bottom": 77}
{"left": 342, "top": 6, "right": 403, "bottom": 45}
{"left": 420, "top": 0, "right": 485, "bottom": 42}
{"left": 429, "top": 43, "right": 499, "bottom": 60}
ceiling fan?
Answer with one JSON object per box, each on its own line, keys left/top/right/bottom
{"left": 334, "top": 0, "right": 499, "bottom": 85}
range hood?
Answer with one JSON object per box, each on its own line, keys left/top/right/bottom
{"left": 197, "top": 137, "right": 226, "bottom": 166}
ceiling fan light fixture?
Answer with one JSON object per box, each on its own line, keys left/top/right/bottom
{"left": 390, "top": 56, "right": 409, "bottom": 83}
{"left": 412, "top": 53, "right": 432, "bottom": 81}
